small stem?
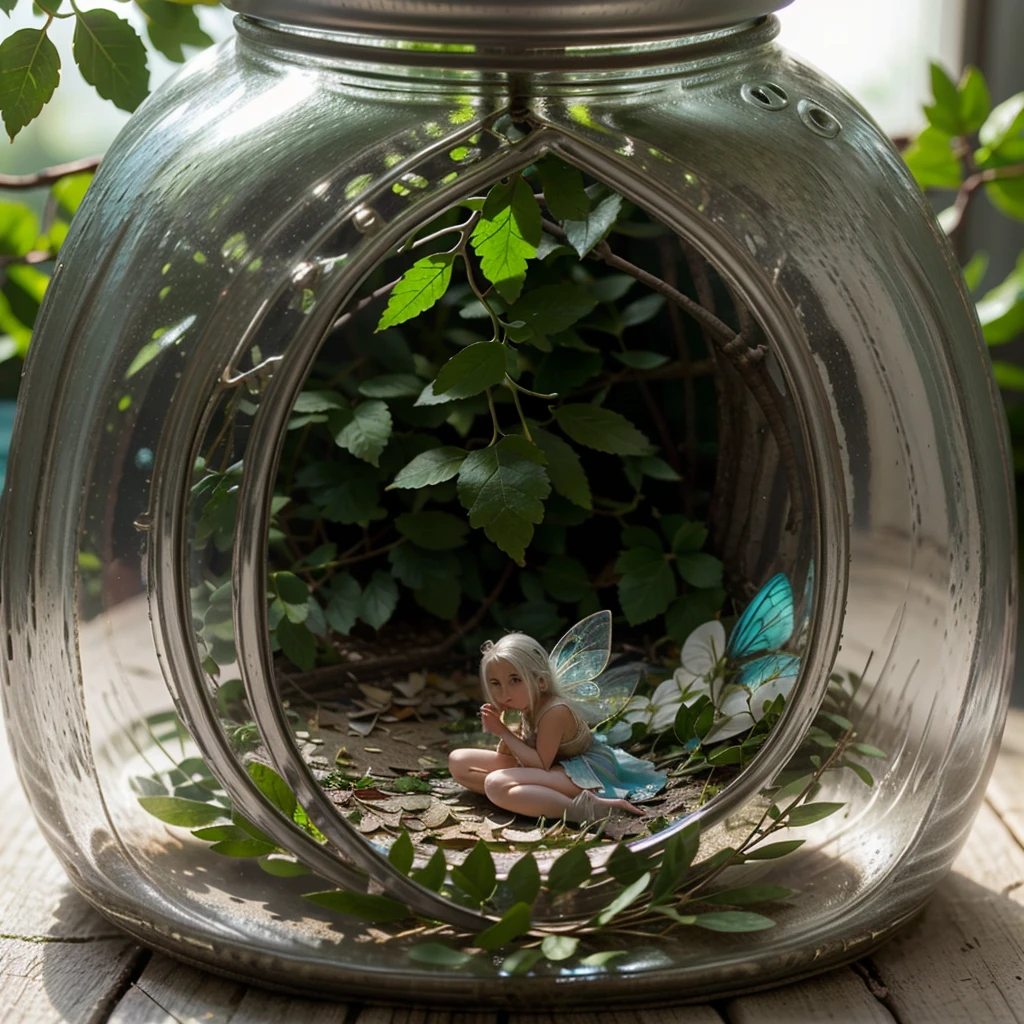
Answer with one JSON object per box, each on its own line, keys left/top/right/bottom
{"left": 944, "top": 160, "right": 1024, "bottom": 238}
{"left": 485, "top": 387, "right": 501, "bottom": 444}
{"left": 506, "top": 378, "right": 559, "bottom": 401}
{"left": 507, "top": 379, "right": 533, "bottom": 442}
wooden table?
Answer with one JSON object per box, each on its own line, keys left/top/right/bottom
{"left": 3, "top": 710, "right": 1023, "bottom": 1024}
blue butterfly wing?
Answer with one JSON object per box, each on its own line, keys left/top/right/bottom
{"left": 736, "top": 653, "right": 801, "bottom": 690}
{"left": 550, "top": 610, "right": 612, "bottom": 688}
{"left": 727, "top": 574, "right": 794, "bottom": 658}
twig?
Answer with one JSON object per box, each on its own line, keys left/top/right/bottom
{"left": 0, "top": 155, "right": 101, "bottom": 190}
{"left": 944, "top": 160, "right": 1024, "bottom": 237}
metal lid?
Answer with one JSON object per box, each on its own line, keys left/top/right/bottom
{"left": 223, "top": 0, "right": 793, "bottom": 46}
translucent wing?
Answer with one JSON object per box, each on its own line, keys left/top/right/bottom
{"left": 727, "top": 574, "right": 794, "bottom": 659}
{"left": 735, "top": 653, "right": 801, "bottom": 691}
{"left": 563, "top": 661, "right": 643, "bottom": 726}
{"left": 550, "top": 609, "right": 612, "bottom": 688}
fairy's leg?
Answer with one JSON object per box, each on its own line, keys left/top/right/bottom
{"left": 483, "top": 766, "right": 583, "bottom": 818}
{"left": 448, "top": 749, "right": 517, "bottom": 794}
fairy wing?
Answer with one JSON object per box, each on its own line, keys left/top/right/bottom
{"left": 727, "top": 574, "right": 795, "bottom": 659}
{"left": 563, "top": 661, "right": 643, "bottom": 726}
{"left": 735, "top": 653, "right": 801, "bottom": 691}
{"left": 550, "top": 609, "right": 613, "bottom": 690}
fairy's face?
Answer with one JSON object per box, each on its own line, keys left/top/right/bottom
{"left": 486, "top": 658, "right": 534, "bottom": 712}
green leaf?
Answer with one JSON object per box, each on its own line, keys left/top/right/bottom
{"left": 507, "top": 284, "right": 598, "bottom": 338}
{"left": 676, "top": 552, "right": 724, "bottom": 589}
{"left": 546, "top": 845, "right": 591, "bottom": 896}
{"left": 538, "top": 158, "right": 590, "bottom": 220}
{"left": 553, "top": 404, "right": 652, "bottom": 456}
{"left": 851, "top": 742, "right": 887, "bottom": 758}
{"left": 451, "top": 840, "right": 497, "bottom": 903}
{"left": 612, "top": 350, "right": 669, "bottom": 370}
{"left": 414, "top": 573, "right": 460, "bottom": 617}
{"left": 433, "top": 341, "right": 507, "bottom": 399}
{"left": 209, "top": 837, "right": 277, "bottom": 858}
{"left": 260, "top": 856, "right": 311, "bottom": 880}
{"left": 844, "top": 760, "right": 875, "bottom": 788}
{"left": 411, "top": 847, "right": 448, "bottom": 891}
{"left": 408, "top": 942, "right": 474, "bottom": 967}
{"left": 924, "top": 62, "right": 963, "bottom": 135}
{"left": 325, "top": 573, "right": 361, "bottom": 634}
{"left": 531, "top": 427, "right": 592, "bottom": 510}
{"left": 743, "top": 839, "right": 805, "bottom": 860}
{"left": 276, "top": 617, "right": 316, "bottom": 670}
{"left": 962, "top": 251, "right": 989, "bottom": 292}
{"left": 329, "top": 401, "right": 392, "bottom": 467}
{"left": 293, "top": 389, "right": 347, "bottom": 413}
{"left": 671, "top": 522, "right": 708, "bottom": 555}
{"left": 986, "top": 177, "right": 1024, "bottom": 222}
{"left": 540, "top": 934, "right": 579, "bottom": 961}
{"left": 395, "top": 510, "right": 469, "bottom": 550}
{"left": 615, "top": 546, "right": 676, "bottom": 626}
{"left": 136, "top": 0, "right": 213, "bottom": 63}
{"left": 0, "top": 200, "right": 39, "bottom": 257}
{"left": 0, "top": 29, "right": 60, "bottom": 141}
{"left": 358, "top": 373, "right": 424, "bottom": 399}
{"left": 259, "top": 855, "right": 311, "bottom": 877}
{"left": 592, "top": 871, "right": 651, "bottom": 927}
{"left": 621, "top": 293, "right": 666, "bottom": 328}
{"left": 389, "top": 446, "right": 467, "bottom": 489}
{"left": 72, "top": 9, "right": 149, "bottom": 113}
{"left": 977, "top": 260, "right": 1024, "bottom": 345}
{"left": 388, "top": 831, "right": 415, "bottom": 875}
{"left": 472, "top": 176, "right": 541, "bottom": 302}
{"left": 980, "top": 92, "right": 1024, "bottom": 151}
{"left": 138, "top": 796, "right": 225, "bottom": 828}
{"left": 606, "top": 843, "right": 651, "bottom": 886}
{"left": 958, "top": 66, "right": 991, "bottom": 134}
{"left": 272, "top": 571, "right": 309, "bottom": 623}
{"left": 305, "top": 890, "right": 410, "bottom": 923}
{"left": 701, "top": 884, "right": 795, "bottom": 906}
{"left": 457, "top": 438, "right": 551, "bottom": 565}
{"left": 541, "top": 556, "right": 591, "bottom": 603}
{"left": 902, "top": 126, "right": 963, "bottom": 190}
{"left": 501, "top": 948, "right": 544, "bottom": 976}
{"left": 389, "top": 545, "right": 459, "bottom": 590}
{"left": 358, "top": 570, "right": 399, "bottom": 630}
{"left": 692, "top": 910, "right": 775, "bottom": 932}
{"left": 563, "top": 192, "right": 623, "bottom": 258}
{"left": 474, "top": 902, "right": 532, "bottom": 951}
{"left": 665, "top": 587, "right": 725, "bottom": 644}
{"left": 377, "top": 253, "right": 455, "bottom": 331}
{"left": 650, "top": 822, "right": 700, "bottom": 905}
{"left": 507, "top": 852, "right": 542, "bottom": 905}
{"left": 247, "top": 762, "right": 297, "bottom": 818}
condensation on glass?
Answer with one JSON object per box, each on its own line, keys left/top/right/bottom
{"left": 0, "top": 0, "right": 1014, "bottom": 1007}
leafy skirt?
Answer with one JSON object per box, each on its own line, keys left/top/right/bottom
{"left": 560, "top": 738, "right": 666, "bottom": 802}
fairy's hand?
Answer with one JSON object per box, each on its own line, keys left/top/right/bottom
{"left": 480, "top": 703, "right": 509, "bottom": 739}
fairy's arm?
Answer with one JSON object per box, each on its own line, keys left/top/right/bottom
{"left": 480, "top": 704, "right": 573, "bottom": 770}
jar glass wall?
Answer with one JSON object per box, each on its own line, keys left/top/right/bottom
{"left": 0, "top": 12, "right": 1013, "bottom": 1006}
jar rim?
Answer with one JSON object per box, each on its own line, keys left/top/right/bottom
{"left": 222, "top": 0, "right": 794, "bottom": 47}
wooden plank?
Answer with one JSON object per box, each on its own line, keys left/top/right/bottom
{"left": 509, "top": 1011, "right": 722, "bottom": 1024}
{"left": 356, "top": 1011, "right": 499, "bottom": 1024}
{"left": 867, "top": 800, "right": 1024, "bottom": 1024}
{"left": 0, "top": 936, "right": 138, "bottom": 1024}
{"left": 987, "top": 707, "right": 1024, "bottom": 853}
{"left": 726, "top": 968, "right": 896, "bottom": 1023}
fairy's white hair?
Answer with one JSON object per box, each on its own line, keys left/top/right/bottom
{"left": 479, "top": 632, "right": 563, "bottom": 720}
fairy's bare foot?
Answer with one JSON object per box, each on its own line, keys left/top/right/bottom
{"left": 599, "top": 797, "right": 645, "bottom": 817}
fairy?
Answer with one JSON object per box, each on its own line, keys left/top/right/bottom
{"left": 448, "top": 611, "right": 667, "bottom": 823}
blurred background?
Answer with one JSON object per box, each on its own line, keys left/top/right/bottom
{"left": 1, "top": 0, "right": 1022, "bottom": 700}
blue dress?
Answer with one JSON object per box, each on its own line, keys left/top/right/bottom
{"left": 521, "top": 698, "right": 667, "bottom": 803}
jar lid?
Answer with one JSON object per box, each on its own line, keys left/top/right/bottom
{"left": 223, "top": 0, "right": 793, "bottom": 46}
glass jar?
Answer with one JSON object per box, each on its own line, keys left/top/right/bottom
{"left": 0, "top": 0, "right": 1015, "bottom": 1007}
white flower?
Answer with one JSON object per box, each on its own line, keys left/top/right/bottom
{"left": 643, "top": 618, "right": 800, "bottom": 744}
